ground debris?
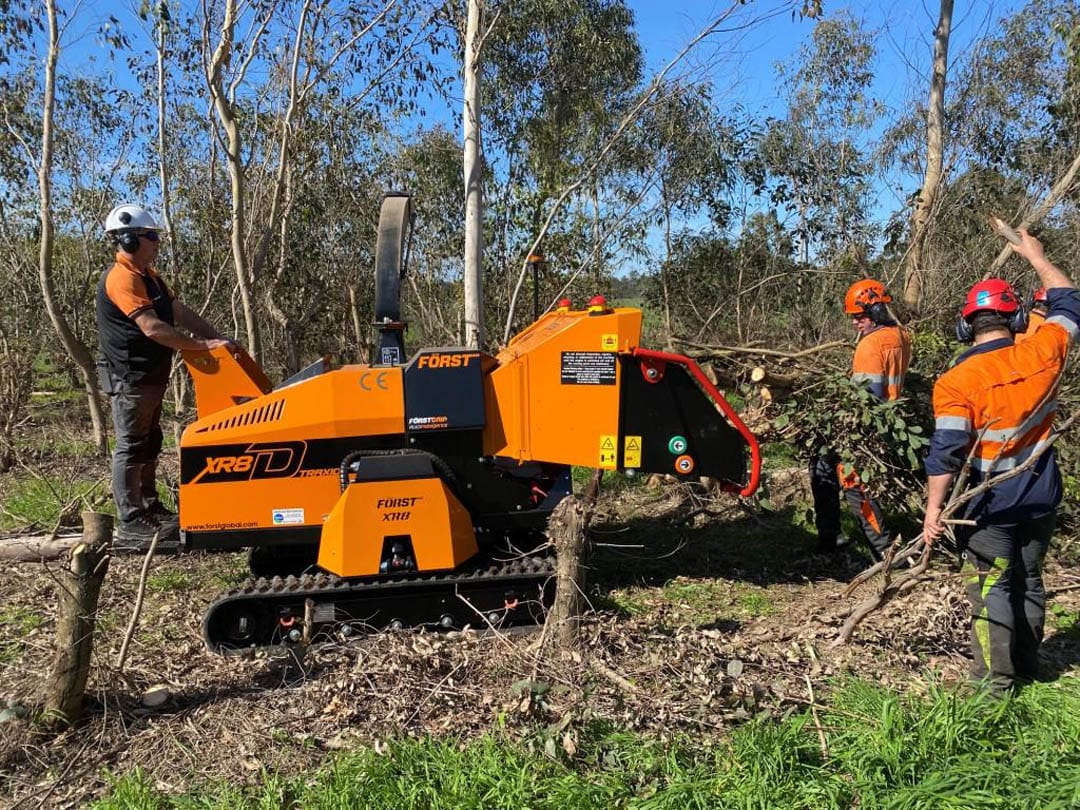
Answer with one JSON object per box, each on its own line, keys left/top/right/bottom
{"left": 1, "top": 479, "right": 1077, "bottom": 808}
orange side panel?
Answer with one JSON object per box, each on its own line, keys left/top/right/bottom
{"left": 182, "top": 346, "right": 273, "bottom": 418}
{"left": 482, "top": 308, "right": 642, "bottom": 469}
{"left": 318, "top": 478, "right": 477, "bottom": 578}
{"left": 179, "top": 365, "right": 405, "bottom": 533}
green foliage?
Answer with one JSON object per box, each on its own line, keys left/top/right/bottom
{"left": 91, "top": 679, "right": 1080, "bottom": 809}
{"left": 776, "top": 371, "right": 931, "bottom": 510}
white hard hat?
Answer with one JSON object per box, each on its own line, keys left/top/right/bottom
{"left": 104, "top": 204, "right": 163, "bottom": 234}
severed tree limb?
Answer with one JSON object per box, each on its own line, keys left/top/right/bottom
{"left": 833, "top": 413, "right": 1076, "bottom": 646}
{"left": 0, "top": 532, "right": 83, "bottom": 562}
{"left": 671, "top": 337, "right": 848, "bottom": 362}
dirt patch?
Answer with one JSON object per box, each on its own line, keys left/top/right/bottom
{"left": 1, "top": 478, "right": 1078, "bottom": 808}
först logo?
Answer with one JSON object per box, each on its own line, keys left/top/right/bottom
{"left": 416, "top": 353, "right": 477, "bottom": 369}
{"left": 192, "top": 441, "right": 307, "bottom": 484}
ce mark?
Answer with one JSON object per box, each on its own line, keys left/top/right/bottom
{"left": 359, "top": 371, "right": 389, "bottom": 391}
{"left": 358, "top": 373, "right": 388, "bottom": 390}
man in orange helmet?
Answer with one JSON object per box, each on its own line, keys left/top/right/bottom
{"left": 809, "top": 279, "right": 911, "bottom": 559}
{"left": 924, "top": 231, "right": 1078, "bottom": 691}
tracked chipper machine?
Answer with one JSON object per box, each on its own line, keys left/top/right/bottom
{"left": 178, "top": 194, "right": 761, "bottom": 651}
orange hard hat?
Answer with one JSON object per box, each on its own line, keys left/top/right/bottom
{"left": 844, "top": 279, "right": 891, "bottom": 315}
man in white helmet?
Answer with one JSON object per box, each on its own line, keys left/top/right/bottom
{"left": 96, "top": 203, "right": 234, "bottom": 549}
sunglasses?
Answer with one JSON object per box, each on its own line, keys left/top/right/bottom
{"left": 140, "top": 231, "right": 161, "bottom": 242}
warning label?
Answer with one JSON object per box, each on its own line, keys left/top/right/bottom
{"left": 601, "top": 333, "right": 618, "bottom": 351}
{"left": 561, "top": 352, "right": 616, "bottom": 385}
{"left": 599, "top": 435, "right": 617, "bottom": 469}
{"left": 624, "top": 435, "right": 642, "bottom": 468}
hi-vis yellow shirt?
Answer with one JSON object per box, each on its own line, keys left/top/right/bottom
{"left": 851, "top": 324, "right": 912, "bottom": 401}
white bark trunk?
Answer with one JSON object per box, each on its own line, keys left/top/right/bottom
{"left": 902, "top": 0, "right": 953, "bottom": 312}
{"left": 463, "top": 0, "right": 484, "bottom": 349}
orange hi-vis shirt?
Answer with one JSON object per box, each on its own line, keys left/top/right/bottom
{"left": 851, "top": 323, "right": 911, "bottom": 401}
{"left": 1015, "top": 307, "right": 1046, "bottom": 344}
{"left": 926, "top": 288, "right": 1080, "bottom": 521}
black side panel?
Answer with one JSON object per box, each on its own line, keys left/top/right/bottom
{"left": 404, "top": 349, "right": 485, "bottom": 432}
{"left": 618, "top": 357, "right": 748, "bottom": 484}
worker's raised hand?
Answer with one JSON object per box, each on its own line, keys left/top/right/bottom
{"left": 1009, "top": 228, "right": 1047, "bottom": 266}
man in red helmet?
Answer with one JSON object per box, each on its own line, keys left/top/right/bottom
{"left": 923, "top": 230, "right": 1080, "bottom": 691}
{"left": 810, "top": 279, "right": 911, "bottom": 559}
{"left": 1015, "top": 287, "right": 1048, "bottom": 343}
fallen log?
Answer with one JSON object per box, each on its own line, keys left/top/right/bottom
{"left": 0, "top": 532, "right": 84, "bottom": 562}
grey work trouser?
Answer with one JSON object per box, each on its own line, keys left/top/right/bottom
{"left": 960, "top": 513, "right": 1055, "bottom": 689}
{"left": 109, "top": 381, "right": 167, "bottom": 523}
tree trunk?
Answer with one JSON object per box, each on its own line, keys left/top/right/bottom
{"left": 546, "top": 496, "right": 587, "bottom": 650}
{"left": 901, "top": 0, "right": 953, "bottom": 312}
{"left": 206, "top": 0, "right": 260, "bottom": 362}
{"left": 42, "top": 512, "right": 112, "bottom": 731}
{"left": 463, "top": 0, "right": 484, "bottom": 349}
{"left": 37, "top": 0, "right": 109, "bottom": 456}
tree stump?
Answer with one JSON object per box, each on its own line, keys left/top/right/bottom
{"left": 546, "top": 496, "right": 587, "bottom": 650}
{"left": 42, "top": 511, "right": 112, "bottom": 731}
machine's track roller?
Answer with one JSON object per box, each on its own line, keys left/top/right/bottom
{"left": 203, "top": 551, "right": 555, "bottom": 652}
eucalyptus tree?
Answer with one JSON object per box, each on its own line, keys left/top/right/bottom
{"left": 477, "top": 0, "right": 643, "bottom": 341}
{"left": 758, "top": 11, "right": 881, "bottom": 268}
{"left": 200, "top": 0, "right": 450, "bottom": 363}
{"left": 882, "top": 0, "right": 1080, "bottom": 320}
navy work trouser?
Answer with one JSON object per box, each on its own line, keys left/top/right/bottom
{"left": 809, "top": 451, "right": 891, "bottom": 559}
{"left": 959, "top": 514, "right": 1054, "bottom": 690}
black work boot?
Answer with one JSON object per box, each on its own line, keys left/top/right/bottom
{"left": 114, "top": 514, "right": 179, "bottom": 553}
{"left": 146, "top": 500, "right": 179, "bottom": 526}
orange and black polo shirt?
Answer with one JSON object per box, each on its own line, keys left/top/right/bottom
{"left": 95, "top": 252, "right": 176, "bottom": 386}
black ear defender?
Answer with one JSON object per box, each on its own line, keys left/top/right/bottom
{"left": 955, "top": 302, "right": 1028, "bottom": 344}
{"left": 866, "top": 300, "right": 889, "bottom": 324}
{"left": 955, "top": 315, "right": 974, "bottom": 343}
{"left": 116, "top": 211, "right": 139, "bottom": 253}
{"left": 1010, "top": 301, "right": 1029, "bottom": 334}
{"left": 118, "top": 231, "right": 140, "bottom": 253}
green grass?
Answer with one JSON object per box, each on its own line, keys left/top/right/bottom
{"left": 0, "top": 605, "right": 45, "bottom": 664}
{"left": 146, "top": 570, "right": 194, "bottom": 594}
{"left": 605, "top": 579, "right": 775, "bottom": 624}
{"left": 90, "top": 678, "right": 1080, "bottom": 809}
{"left": 0, "top": 475, "right": 109, "bottom": 530}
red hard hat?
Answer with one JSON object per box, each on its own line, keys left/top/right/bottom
{"left": 844, "top": 279, "right": 891, "bottom": 315}
{"left": 961, "top": 279, "right": 1021, "bottom": 320}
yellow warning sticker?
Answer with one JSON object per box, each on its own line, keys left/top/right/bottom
{"left": 624, "top": 435, "right": 642, "bottom": 468}
{"left": 599, "top": 434, "right": 617, "bottom": 469}
{"left": 601, "top": 333, "right": 618, "bottom": 351}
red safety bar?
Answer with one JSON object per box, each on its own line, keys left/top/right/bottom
{"left": 631, "top": 347, "right": 762, "bottom": 498}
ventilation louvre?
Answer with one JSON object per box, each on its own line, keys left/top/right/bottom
{"left": 197, "top": 399, "right": 285, "bottom": 433}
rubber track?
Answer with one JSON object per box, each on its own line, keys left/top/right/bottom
{"left": 203, "top": 551, "right": 555, "bottom": 649}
